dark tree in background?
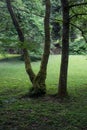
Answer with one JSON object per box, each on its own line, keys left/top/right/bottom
{"left": 51, "top": 0, "right": 61, "bottom": 41}
{"left": 51, "top": 22, "right": 61, "bottom": 40}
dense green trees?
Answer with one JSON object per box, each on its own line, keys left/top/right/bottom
{"left": 0, "top": 0, "right": 44, "bottom": 55}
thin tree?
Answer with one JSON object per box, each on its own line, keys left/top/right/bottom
{"left": 30, "top": 0, "right": 51, "bottom": 96}
{"left": 6, "top": 0, "right": 51, "bottom": 97}
{"left": 6, "top": 0, "right": 35, "bottom": 84}
{"left": 58, "top": 0, "right": 70, "bottom": 97}
{"left": 58, "top": 0, "right": 87, "bottom": 97}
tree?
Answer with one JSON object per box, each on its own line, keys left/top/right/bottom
{"left": 6, "top": 0, "right": 35, "bottom": 83}
{"left": 58, "top": 0, "right": 87, "bottom": 97}
{"left": 6, "top": 0, "right": 51, "bottom": 97}
{"left": 58, "top": 0, "right": 69, "bottom": 97}
{"left": 30, "top": 0, "right": 51, "bottom": 96}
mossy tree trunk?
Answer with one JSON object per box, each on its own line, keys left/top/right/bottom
{"left": 58, "top": 0, "right": 70, "bottom": 97}
{"left": 6, "top": 0, "right": 35, "bottom": 83}
{"left": 29, "top": 0, "right": 51, "bottom": 97}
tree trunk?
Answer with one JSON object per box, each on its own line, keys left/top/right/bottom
{"left": 29, "top": 0, "right": 51, "bottom": 97}
{"left": 58, "top": 0, "right": 69, "bottom": 97}
{"left": 6, "top": 0, "right": 35, "bottom": 83}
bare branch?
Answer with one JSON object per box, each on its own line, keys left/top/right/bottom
{"left": 70, "top": 23, "right": 87, "bottom": 43}
{"left": 0, "top": 29, "right": 6, "bottom": 33}
{"left": 69, "top": 2, "right": 87, "bottom": 9}
{"left": 70, "top": 13, "right": 87, "bottom": 20}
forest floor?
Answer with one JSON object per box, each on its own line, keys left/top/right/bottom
{"left": 0, "top": 55, "right": 87, "bottom": 130}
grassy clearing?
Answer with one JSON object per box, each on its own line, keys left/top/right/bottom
{"left": 0, "top": 55, "right": 87, "bottom": 130}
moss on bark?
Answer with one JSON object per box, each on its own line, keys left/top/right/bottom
{"left": 29, "top": 71, "right": 46, "bottom": 97}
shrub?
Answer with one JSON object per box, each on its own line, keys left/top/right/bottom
{"left": 69, "top": 38, "right": 87, "bottom": 55}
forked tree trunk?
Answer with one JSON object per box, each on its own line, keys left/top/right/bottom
{"left": 6, "top": 0, "right": 35, "bottom": 83}
{"left": 29, "top": 0, "right": 51, "bottom": 97}
{"left": 6, "top": 0, "right": 51, "bottom": 97}
{"left": 58, "top": 0, "right": 69, "bottom": 97}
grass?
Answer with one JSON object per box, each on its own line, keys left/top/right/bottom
{"left": 0, "top": 54, "right": 87, "bottom": 130}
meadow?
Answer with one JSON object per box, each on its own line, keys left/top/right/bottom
{"left": 0, "top": 55, "right": 87, "bottom": 130}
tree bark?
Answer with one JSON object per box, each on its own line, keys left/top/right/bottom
{"left": 29, "top": 0, "right": 51, "bottom": 97}
{"left": 58, "top": 0, "right": 69, "bottom": 97}
{"left": 6, "top": 0, "right": 35, "bottom": 83}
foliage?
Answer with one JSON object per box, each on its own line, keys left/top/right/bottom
{"left": 69, "top": 0, "right": 87, "bottom": 42}
{"left": 1, "top": 0, "right": 87, "bottom": 55}
{"left": 69, "top": 38, "right": 87, "bottom": 54}
{"left": 0, "top": 0, "right": 44, "bottom": 54}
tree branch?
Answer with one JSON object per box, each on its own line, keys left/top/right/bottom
{"left": 70, "top": 23, "right": 87, "bottom": 43}
{"left": 69, "top": 13, "right": 87, "bottom": 20}
{"left": 13, "top": 6, "right": 63, "bottom": 23}
{"left": 0, "top": 29, "right": 6, "bottom": 33}
{"left": 69, "top": 2, "right": 87, "bottom": 9}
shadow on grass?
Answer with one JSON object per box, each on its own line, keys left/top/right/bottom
{"left": 0, "top": 56, "right": 22, "bottom": 63}
{"left": 0, "top": 55, "right": 41, "bottom": 62}
{"left": 0, "top": 86, "right": 87, "bottom": 130}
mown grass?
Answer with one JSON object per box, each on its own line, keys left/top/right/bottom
{"left": 0, "top": 54, "right": 87, "bottom": 130}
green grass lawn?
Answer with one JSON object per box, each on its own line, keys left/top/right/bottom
{"left": 0, "top": 55, "right": 87, "bottom": 130}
